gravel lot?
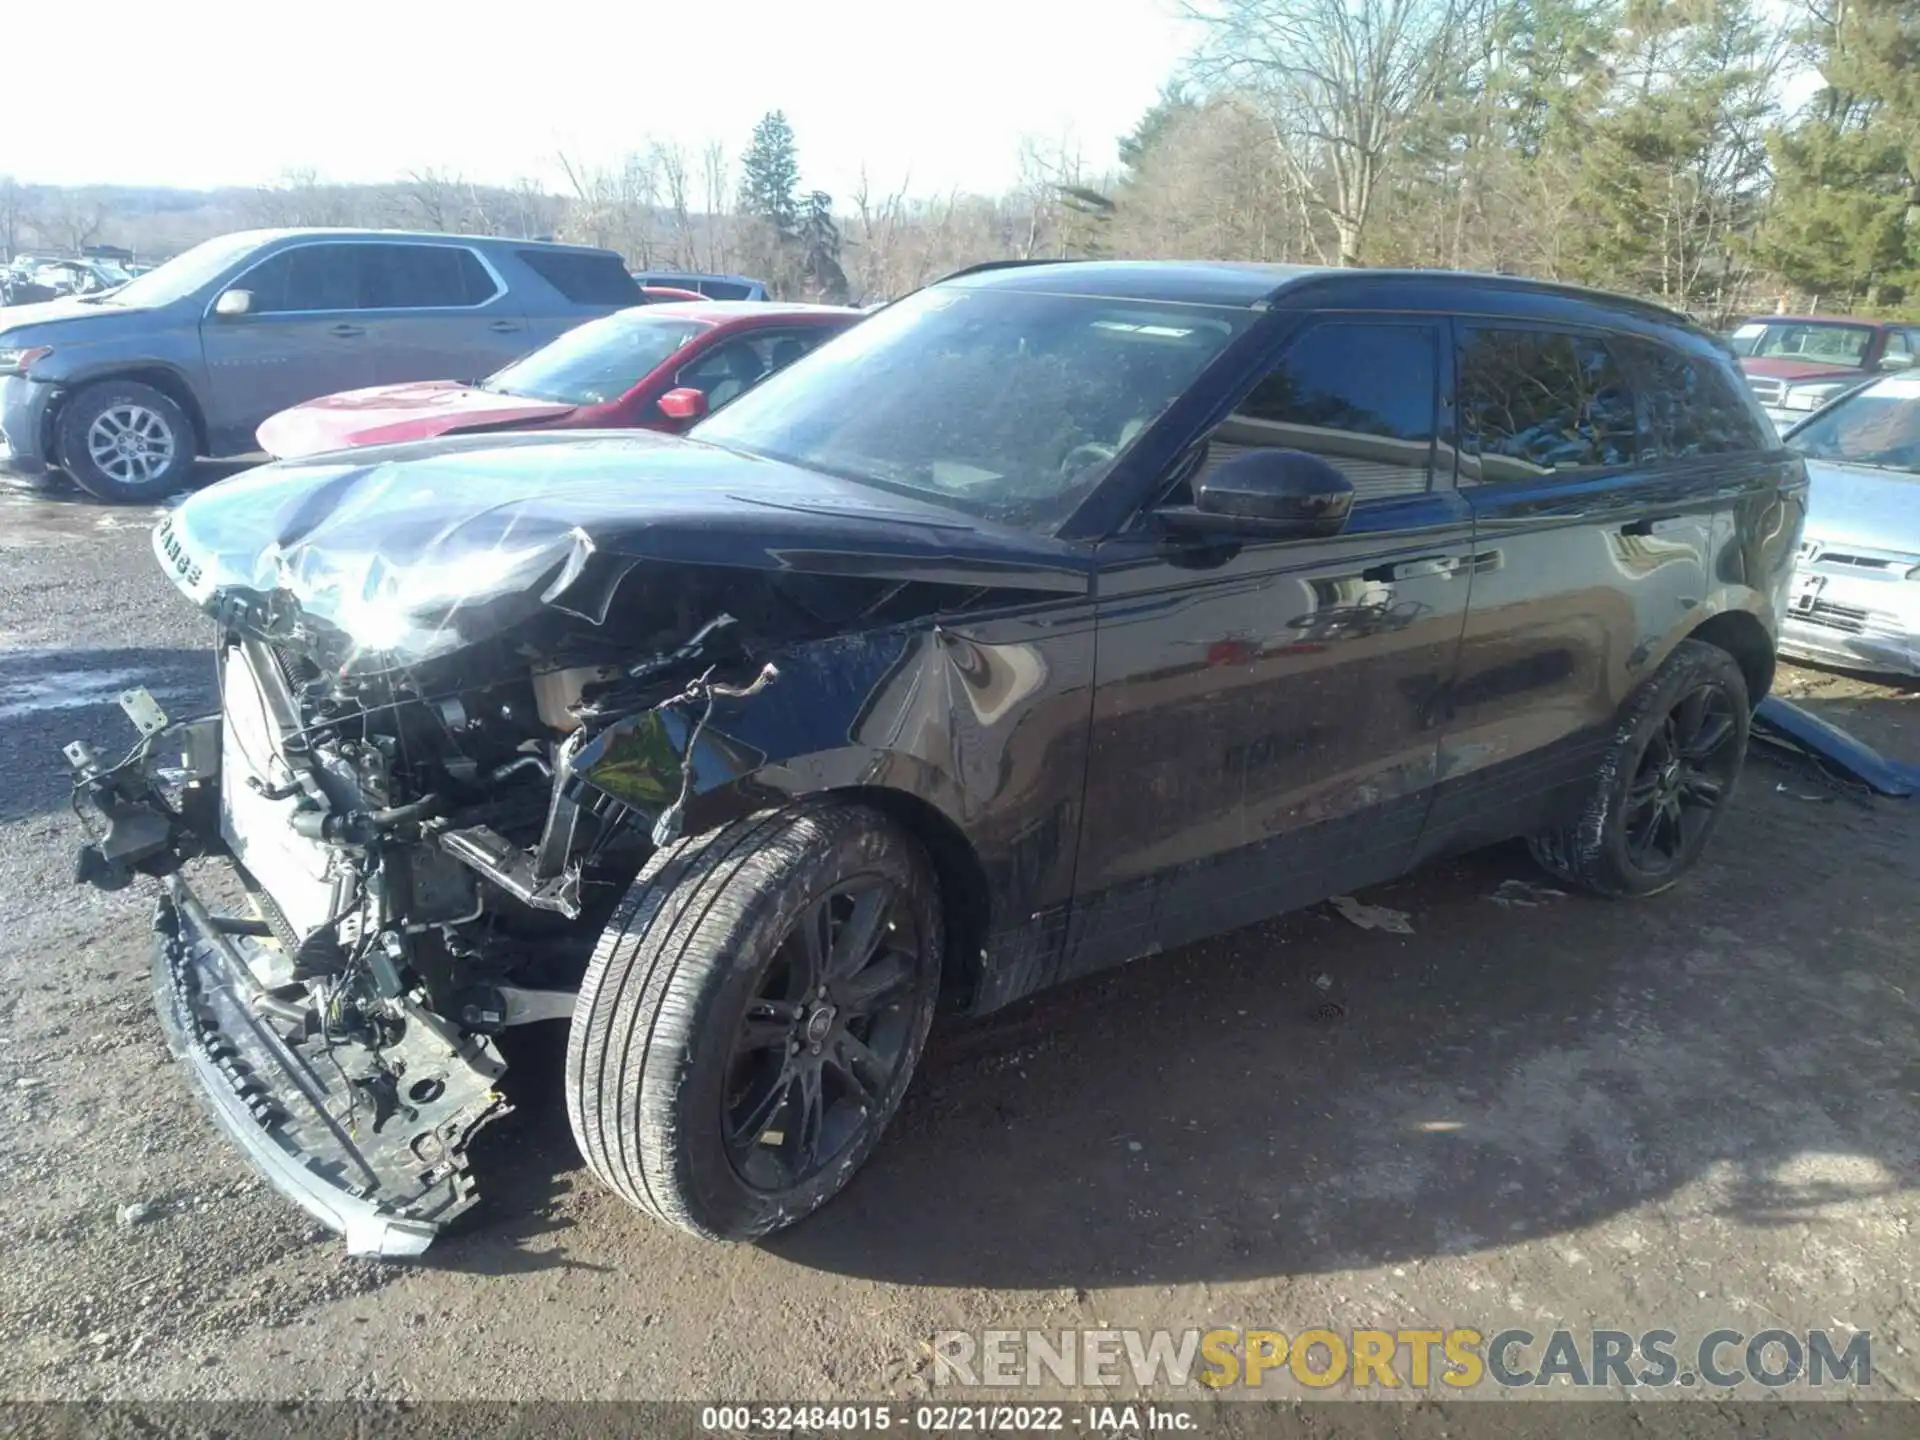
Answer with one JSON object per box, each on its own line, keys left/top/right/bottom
{"left": 2, "top": 472, "right": 1917, "bottom": 1408}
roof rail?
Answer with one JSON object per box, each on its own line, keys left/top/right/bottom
{"left": 931, "top": 258, "right": 1075, "bottom": 285}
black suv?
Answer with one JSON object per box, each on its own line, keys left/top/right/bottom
{"left": 67, "top": 261, "right": 1802, "bottom": 1254}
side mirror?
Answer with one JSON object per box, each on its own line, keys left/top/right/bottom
{"left": 213, "top": 288, "right": 252, "bottom": 318}
{"left": 1880, "top": 353, "right": 1915, "bottom": 371}
{"left": 1160, "top": 448, "right": 1355, "bottom": 539}
{"left": 657, "top": 386, "right": 709, "bottom": 423}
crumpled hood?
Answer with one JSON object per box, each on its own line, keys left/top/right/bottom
{"left": 255, "top": 381, "right": 579, "bottom": 459}
{"left": 1801, "top": 459, "right": 1920, "bottom": 554}
{"left": 153, "top": 429, "right": 1085, "bottom": 673}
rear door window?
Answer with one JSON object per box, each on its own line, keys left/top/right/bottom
{"left": 1615, "top": 336, "right": 1769, "bottom": 457}
{"left": 517, "top": 249, "right": 642, "bottom": 305}
{"left": 1457, "top": 327, "right": 1638, "bottom": 479}
{"left": 360, "top": 244, "right": 498, "bottom": 308}
{"left": 1194, "top": 319, "right": 1440, "bottom": 503}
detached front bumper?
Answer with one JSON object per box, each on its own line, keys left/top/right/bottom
{"left": 151, "top": 875, "right": 509, "bottom": 1258}
{"left": 69, "top": 697, "right": 512, "bottom": 1258}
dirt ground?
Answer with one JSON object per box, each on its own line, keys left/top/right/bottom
{"left": 2, "top": 473, "right": 1917, "bottom": 1408}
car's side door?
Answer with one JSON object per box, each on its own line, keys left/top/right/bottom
{"left": 199, "top": 242, "right": 379, "bottom": 447}
{"left": 356, "top": 242, "right": 531, "bottom": 385}
{"left": 1064, "top": 315, "right": 1476, "bottom": 981}
{"left": 1416, "top": 320, "right": 1720, "bottom": 862}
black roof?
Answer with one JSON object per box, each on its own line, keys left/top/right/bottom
{"left": 940, "top": 259, "right": 1693, "bottom": 330}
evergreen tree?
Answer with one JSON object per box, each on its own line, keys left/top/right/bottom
{"left": 739, "top": 110, "right": 802, "bottom": 237}
{"left": 1754, "top": 0, "right": 1920, "bottom": 306}
{"left": 801, "top": 190, "right": 850, "bottom": 301}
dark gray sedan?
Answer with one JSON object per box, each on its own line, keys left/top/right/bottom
{"left": 0, "top": 229, "right": 640, "bottom": 501}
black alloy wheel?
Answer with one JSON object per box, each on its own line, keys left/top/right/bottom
{"left": 1620, "top": 680, "right": 1741, "bottom": 877}
{"left": 1530, "top": 638, "right": 1752, "bottom": 898}
{"left": 567, "top": 799, "right": 943, "bottom": 1241}
{"left": 721, "top": 877, "right": 923, "bottom": 1192}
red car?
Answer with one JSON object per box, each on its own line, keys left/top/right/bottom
{"left": 256, "top": 301, "right": 860, "bottom": 459}
{"left": 1729, "top": 314, "right": 1920, "bottom": 429}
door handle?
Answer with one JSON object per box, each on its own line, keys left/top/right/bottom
{"left": 1366, "top": 555, "right": 1458, "bottom": 582}
{"left": 1620, "top": 514, "right": 1679, "bottom": 537}
{"left": 488, "top": 320, "right": 522, "bottom": 333}
{"left": 329, "top": 323, "right": 365, "bottom": 338}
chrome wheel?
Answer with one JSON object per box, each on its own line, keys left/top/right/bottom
{"left": 86, "top": 404, "right": 176, "bottom": 489}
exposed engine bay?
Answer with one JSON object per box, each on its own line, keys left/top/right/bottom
{"left": 69, "top": 607, "right": 780, "bottom": 1254}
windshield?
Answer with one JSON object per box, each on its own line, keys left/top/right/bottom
{"left": 690, "top": 286, "right": 1252, "bottom": 530}
{"left": 1728, "top": 320, "right": 1874, "bottom": 368}
{"left": 484, "top": 312, "right": 710, "bottom": 404}
{"left": 104, "top": 231, "right": 274, "bottom": 308}
{"left": 1789, "top": 374, "right": 1920, "bottom": 473}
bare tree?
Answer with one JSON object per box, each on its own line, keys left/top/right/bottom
{"left": 32, "top": 188, "right": 110, "bottom": 254}
{"left": 699, "top": 141, "right": 732, "bottom": 272}
{"left": 398, "top": 168, "right": 462, "bottom": 231}
{"left": 0, "top": 176, "right": 31, "bottom": 262}
{"left": 1185, "top": 0, "right": 1482, "bottom": 266}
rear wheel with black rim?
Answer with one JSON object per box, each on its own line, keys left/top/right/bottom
{"left": 1530, "top": 638, "right": 1750, "bottom": 897}
{"left": 566, "top": 799, "right": 942, "bottom": 1241}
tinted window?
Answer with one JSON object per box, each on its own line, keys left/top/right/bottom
{"left": 361, "top": 244, "right": 496, "bottom": 308}
{"left": 243, "top": 244, "right": 360, "bottom": 313}
{"left": 698, "top": 280, "right": 753, "bottom": 300}
{"left": 1616, "top": 336, "right": 1767, "bottom": 458}
{"left": 517, "top": 249, "right": 641, "bottom": 305}
{"left": 1199, "top": 321, "right": 1437, "bottom": 502}
{"left": 1459, "top": 327, "right": 1637, "bottom": 478}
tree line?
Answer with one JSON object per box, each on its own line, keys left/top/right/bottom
{"left": 5, "top": 0, "right": 1916, "bottom": 320}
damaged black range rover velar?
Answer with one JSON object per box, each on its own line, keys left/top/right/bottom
{"left": 67, "top": 261, "right": 1803, "bottom": 1255}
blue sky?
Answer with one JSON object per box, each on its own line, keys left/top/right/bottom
{"left": 15, "top": 0, "right": 1202, "bottom": 200}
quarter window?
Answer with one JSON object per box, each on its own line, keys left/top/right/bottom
{"left": 1196, "top": 321, "right": 1439, "bottom": 502}
{"left": 1458, "top": 327, "right": 1637, "bottom": 478}
{"left": 518, "top": 249, "right": 642, "bottom": 305}
{"left": 1615, "top": 336, "right": 1767, "bottom": 458}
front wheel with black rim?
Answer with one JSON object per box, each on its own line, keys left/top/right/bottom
{"left": 1530, "top": 638, "right": 1750, "bottom": 898}
{"left": 566, "top": 799, "right": 943, "bottom": 1241}
{"left": 56, "top": 379, "right": 195, "bottom": 503}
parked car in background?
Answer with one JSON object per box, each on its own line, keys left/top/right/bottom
{"left": 75, "top": 261, "right": 1798, "bottom": 1254}
{"left": 1729, "top": 315, "right": 1919, "bottom": 430}
{"left": 3, "top": 256, "right": 131, "bottom": 305}
{"left": 1779, "top": 371, "right": 1920, "bottom": 676}
{"left": 257, "top": 300, "right": 859, "bottom": 458}
{"left": 0, "top": 228, "right": 642, "bottom": 501}
{"left": 630, "top": 269, "right": 771, "bottom": 301}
